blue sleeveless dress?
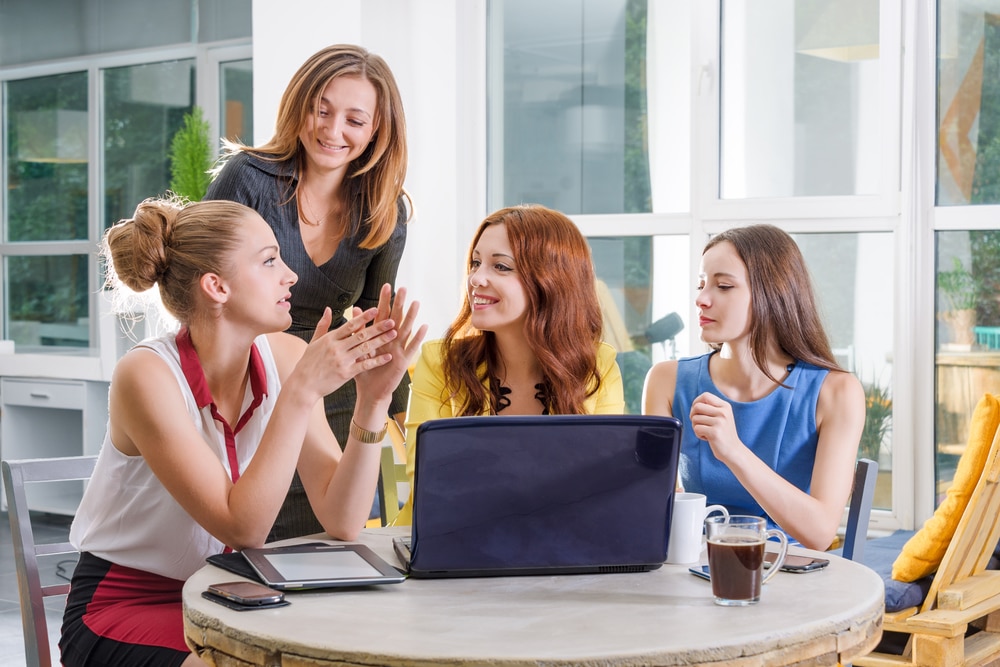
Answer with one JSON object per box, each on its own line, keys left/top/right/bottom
{"left": 672, "top": 352, "right": 828, "bottom": 534}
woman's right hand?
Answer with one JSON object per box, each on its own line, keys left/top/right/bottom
{"left": 354, "top": 285, "right": 427, "bottom": 408}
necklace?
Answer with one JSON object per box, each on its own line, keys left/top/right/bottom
{"left": 491, "top": 377, "right": 551, "bottom": 415}
{"left": 297, "top": 186, "right": 336, "bottom": 227}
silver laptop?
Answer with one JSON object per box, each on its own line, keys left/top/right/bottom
{"left": 393, "top": 414, "right": 682, "bottom": 578}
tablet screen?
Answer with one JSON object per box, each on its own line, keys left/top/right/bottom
{"left": 241, "top": 543, "right": 406, "bottom": 590}
{"left": 262, "top": 550, "right": 383, "bottom": 580}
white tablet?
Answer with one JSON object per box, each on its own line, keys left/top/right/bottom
{"left": 241, "top": 543, "right": 406, "bottom": 590}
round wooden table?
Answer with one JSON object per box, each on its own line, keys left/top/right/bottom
{"left": 183, "top": 527, "right": 883, "bottom": 667}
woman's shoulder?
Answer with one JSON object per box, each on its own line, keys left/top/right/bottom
{"left": 214, "top": 150, "right": 294, "bottom": 182}
{"left": 646, "top": 357, "right": 679, "bottom": 384}
{"left": 817, "top": 366, "right": 864, "bottom": 400}
{"left": 417, "top": 338, "right": 447, "bottom": 363}
{"left": 263, "top": 331, "right": 307, "bottom": 381}
{"left": 110, "top": 339, "right": 183, "bottom": 403}
{"left": 596, "top": 341, "right": 618, "bottom": 363}
{"left": 674, "top": 351, "right": 712, "bottom": 372}
{"left": 647, "top": 352, "right": 711, "bottom": 394}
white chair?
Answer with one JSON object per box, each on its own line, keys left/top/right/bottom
{"left": 2, "top": 455, "right": 96, "bottom": 667}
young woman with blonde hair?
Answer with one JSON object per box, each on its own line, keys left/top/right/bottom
{"left": 59, "top": 197, "right": 425, "bottom": 666}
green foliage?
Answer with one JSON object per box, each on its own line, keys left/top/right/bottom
{"left": 971, "top": 230, "right": 1000, "bottom": 326}
{"left": 169, "top": 106, "right": 212, "bottom": 202}
{"left": 860, "top": 377, "right": 892, "bottom": 461}
{"left": 624, "top": 0, "right": 651, "bottom": 214}
{"left": 937, "top": 257, "right": 981, "bottom": 312}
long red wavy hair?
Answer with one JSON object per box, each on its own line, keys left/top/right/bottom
{"left": 441, "top": 205, "right": 604, "bottom": 415}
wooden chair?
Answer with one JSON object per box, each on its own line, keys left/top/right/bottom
{"left": 855, "top": 422, "right": 1000, "bottom": 667}
{"left": 376, "top": 418, "right": 408, "bottom": 526}
{"left": 2, "top": 455, "right": 97, "bottom": 667}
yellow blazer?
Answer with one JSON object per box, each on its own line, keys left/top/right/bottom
{"left": 392, "top": 339, "right": 625, "bottom": 525}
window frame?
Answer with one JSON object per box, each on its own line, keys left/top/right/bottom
{"left": 0, "top": 39, "right": 250, "bottom": 377}
{"left": 695, "top": 0, "right": 903, "bottom": 222}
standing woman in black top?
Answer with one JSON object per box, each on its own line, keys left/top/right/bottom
{"left": 205, "top": 43, "right": 412, "bottom": 541}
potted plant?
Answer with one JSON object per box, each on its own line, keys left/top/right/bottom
{"left": 938, "top": 257, "right": 980, "bottom": 348}
{"left": 168, "top": 106, "right": 213, "bottom": 202}
{"left": 860, "top": 377, "right": 892, "bottom": 463}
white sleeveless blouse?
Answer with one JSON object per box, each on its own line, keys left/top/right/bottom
{"left": 70, "top": 332, "right": 280, "bottom": 580}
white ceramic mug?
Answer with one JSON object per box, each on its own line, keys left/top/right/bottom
{"left": 666, "top": 492, "right": 729, "bottom": 564}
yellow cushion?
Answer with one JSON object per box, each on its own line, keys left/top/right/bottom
{"left": 892, "top": 393, "right": 1000, "bottom": 582}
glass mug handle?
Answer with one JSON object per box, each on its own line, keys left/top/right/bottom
{"left": 761, "top": 529, "right": 788, "bottom": 585}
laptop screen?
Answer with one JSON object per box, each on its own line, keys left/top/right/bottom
{"left": 408, "top": 414, "right": 682, "bottom": 576}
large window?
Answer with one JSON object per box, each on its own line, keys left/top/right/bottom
{"left": 720, "top": 0, "right": 881, "bottom": 199}
{"left": 933, "top": 1, "right": 1000, "bottom": 502}
{"left": 0, "top": 0, "right": 250, "bottom": 357}
{"left": 489, "top": 0, "right": 692, "bottom": 417}
{"left": 489, "top": 0, "right": 900, "bottom": 523}
{"left": 934, "top": 231, "right": 1000, "bottom": 501}
{"left": 4, "top": 72, "right": 92, "bottom": 350}
{"left": 590, "top": 235, "right": 691, "bottom": 415}
{"left": 103, "top": 60, "right": 196, "bottom": 229}
{"left": 220, "top": 59, "right": 254, "bottom": 145}
{"left": 937, "top": 1, "right": 1000, "bottom": 206}
{"left": 795, "top": 231, "right": 895, "bottom": 510}
{"left": 488, "top": 0, "right": 689, "bottom": 215}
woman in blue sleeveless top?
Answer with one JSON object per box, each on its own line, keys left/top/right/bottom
{"left": 643, "top": 225, "right": 864, "bottom": 550}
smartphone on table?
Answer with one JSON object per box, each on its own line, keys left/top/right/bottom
{"left": 764, "top": 552, "right": 829, "bottom": 573}
{"left": 689, "top": 552, "right": 829, "bottom": 580}
{"left": 204, "top": 581, "right": 287, "bottom": 610}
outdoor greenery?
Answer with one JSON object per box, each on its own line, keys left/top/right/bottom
{"left": 860, "top": 377, "right": 892, "bottom": 462}
{"left": 937, "top": 257, "right": 980, "bottom": 312}
{"left": 103, "top": 60, "right": 194, "bottom": 228}
{"left": 169, "top": 105, "right": 213, "bottom": 202}
{"left": 970, "top": 230, "right": 1000, "bottom": 327}
{"left": 5, "top": 63, "right": 194, "bottom": 344}
{"left": 624, "top": 0, "right": 651, "bottom": 214}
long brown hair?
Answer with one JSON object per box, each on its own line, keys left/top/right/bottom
{"left": 219, "top": 44, "right": 409, "bottom": 248}
{"left": 441, "top": 205, "right": 604, "bottom": 415}
{"left": 704, "top": 224, "right": 841, "bottom": 384}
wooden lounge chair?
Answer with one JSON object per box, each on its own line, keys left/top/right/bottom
{"left": 855, "top": 415, "right": 1000, "bottom": 667}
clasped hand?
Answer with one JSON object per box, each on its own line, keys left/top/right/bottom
{"left": 299, "top": 284, "right": 426, "bottom": 405}
{"left": 689, "top": 392, "right": 745, "bottom": 463}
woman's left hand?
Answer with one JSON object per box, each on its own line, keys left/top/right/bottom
{"left": 689, "top": 392, "right": 745, "bottom": 463}
{"left": 354, "top": 284, "right": 427, "bottom": 406}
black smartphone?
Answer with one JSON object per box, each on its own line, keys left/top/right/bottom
{"left": 688, "top": 565, "right": 711, "bottom": 581}
{"left": 764, "top": 552, "right": 830, "bottom": 573}
{"left": 206, "top": 581, "right": 285, "bottom": 606}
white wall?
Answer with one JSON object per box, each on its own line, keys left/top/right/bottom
{"left": 250, "top": 0, "right": 486, "bottom": 339}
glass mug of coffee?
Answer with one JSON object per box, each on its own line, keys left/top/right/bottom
{"left": 704, "top": 515, "right": 788, "bottom": 606}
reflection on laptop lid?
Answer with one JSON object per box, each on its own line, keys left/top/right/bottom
{"left": 393, "top": 414, "right": 682, "bottom": 579}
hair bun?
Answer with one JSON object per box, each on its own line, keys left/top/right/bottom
{"left": 104, "top": 197, "right": 181, "bottom": 293}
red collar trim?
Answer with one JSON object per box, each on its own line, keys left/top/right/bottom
{"left": 175, "top": 327, "right": 269, "bottom": 410}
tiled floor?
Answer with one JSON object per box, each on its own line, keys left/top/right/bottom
{"left": 0, "top": 510, "right": 75, "bottom": 666}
